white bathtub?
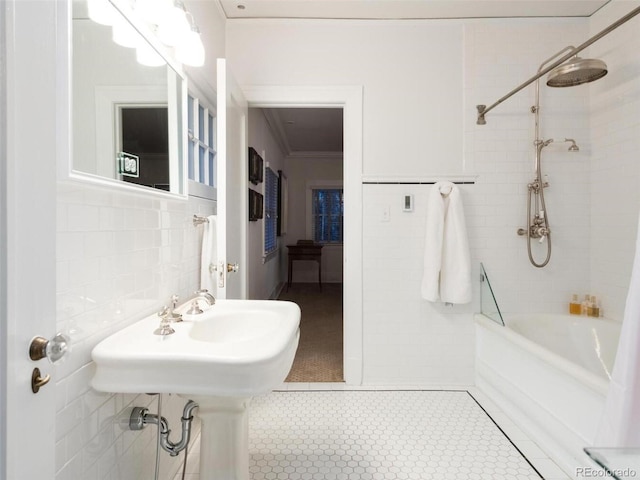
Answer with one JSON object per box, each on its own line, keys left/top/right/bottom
{"left": 475, "top": 313, "right": 621, "bottom": 476}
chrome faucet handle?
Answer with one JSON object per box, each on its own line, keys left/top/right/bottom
{"left": 171, "top": 294, "right": 179, "bottom": 307}
{"left": 154, "top": 307, "right": 175, "bottom": 336}
{"left": 165, "top": 295, "right": 183, "bottom": 322}
{"left": 154, "top": 320, "right": 175, "bottom": 336}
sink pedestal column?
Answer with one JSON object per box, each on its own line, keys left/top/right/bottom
{"left": 190, "top": 396, "right": 251, "bottom": 480}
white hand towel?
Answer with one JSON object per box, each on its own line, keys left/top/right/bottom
{"left": 421, "top": 182, "right": 472, "bottom": 304}
{"left": 200, "top": 215, "right": 217, "bottom": 294}
{"left": 595, "top": 211, "right": 640, "bottom": 447}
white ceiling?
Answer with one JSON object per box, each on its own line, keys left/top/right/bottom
{"left": 240, "top": 1, "right": 610, "bottom": 155}
{"left": 262, "top": 108, "right": 344, "bottom": 157}
{"left": 219, "top": 0, "right": 610, "bottom": 20}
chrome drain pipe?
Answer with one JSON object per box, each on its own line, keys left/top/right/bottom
{"left": 130, "top": 400, "right": 199, "bottom": 456}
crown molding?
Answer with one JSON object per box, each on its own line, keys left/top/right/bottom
{"left": 261, "top": 108, "right": 292, "bottom": 156}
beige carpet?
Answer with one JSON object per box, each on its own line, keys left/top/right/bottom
{"left": 278, "top": 283, "right": 344, "bottom": 383}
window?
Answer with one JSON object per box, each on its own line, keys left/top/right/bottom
{"left": 312, "top": 189, "right": 344, "bottom": 244}
{"left": 187, "top": 94, "right": 216, "bottom": 187}
{"left": 264, "top": 167, "right": 278, "bottom": 256}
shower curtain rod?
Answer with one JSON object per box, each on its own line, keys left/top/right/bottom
{"left": 476, "top": 5, "right": 640, "bottom": 125}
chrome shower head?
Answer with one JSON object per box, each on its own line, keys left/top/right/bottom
{"left": 565, "top": 138, "right": 579, "bottom": 152}
{"left": 546, "top": 56, "right": 608, "bottom": 87}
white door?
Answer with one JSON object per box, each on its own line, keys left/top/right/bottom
{"left": 215, "top": 59, "right": 248, "bottom": 299}
{"left": 2, "top": 0, "right": 58, "bottom": 478}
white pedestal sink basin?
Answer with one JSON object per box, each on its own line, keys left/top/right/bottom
{"left": 91, "top": 299, "right": 300, "bottom": 480}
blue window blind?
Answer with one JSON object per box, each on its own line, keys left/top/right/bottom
{"left": 264, "top": 167, "right": 278, "bottom": 255}
{"left": 312, "top": 189, "right": 343, "bottom": 243}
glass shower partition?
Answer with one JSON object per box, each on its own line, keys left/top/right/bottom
{"left": 480, "top": 262, "right": 505, "bottom": 326}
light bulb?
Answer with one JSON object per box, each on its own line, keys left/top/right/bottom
{"left": 134, "top": 0, "right": 172, "bottom": 26}
{"left": 112, "top": 15, "right": 139, "bottom": 48}
{"left": 87, "top": 0, "right": 117, "bottom": 26}
{"left": 176, "top": 26, "right": 205, "bottom": 67}
{"left": 136, "top": 42, "right": 164, "bottom": 67}
{"left": 157, "top": 1, "right": 190, "bottom": 47}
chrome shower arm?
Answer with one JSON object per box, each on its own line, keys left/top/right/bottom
{"left": 536, "top": 46, "right": 576, "bottom": 75}
{"left": 476, "top": 5, "right": 640, "bottom": 125}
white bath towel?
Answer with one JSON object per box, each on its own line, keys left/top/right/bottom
{"left": 200, "top": 215, "right": 217, "bottom": 295}
{"left": 595, "top": 211, "right": 640, "bottom": 447}
{"left": 421, "top": 182, "right": 472, "bottom": 304}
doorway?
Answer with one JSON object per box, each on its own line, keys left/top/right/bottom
{"left": 243, "top": 85, "right": 363, "bottom": 386}
{"left": 247, "top": 106, "right": 344, "bottom": 381}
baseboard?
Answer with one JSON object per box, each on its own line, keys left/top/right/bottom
{"left": 269, "top": 282, "right": 286, "bottom": 300}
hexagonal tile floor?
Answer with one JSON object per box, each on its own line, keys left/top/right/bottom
{"left": 248, "top": 390, "right": 543, "bottom": 479}
{"left": 178, "top": 390, "right": 545, "bottom": 480}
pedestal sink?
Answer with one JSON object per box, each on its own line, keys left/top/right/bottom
{"left": 91, "top": 299, "right": 300, "bottom": 480}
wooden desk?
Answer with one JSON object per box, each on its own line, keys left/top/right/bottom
{"left": 286, "top": 243, "right": 323, "bottom": 291}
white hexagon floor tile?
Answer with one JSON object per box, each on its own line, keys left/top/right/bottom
{"left": 179, "top": 390, "right": 545, "bottom": 480}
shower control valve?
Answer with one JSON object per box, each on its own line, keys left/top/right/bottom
{"left": 517, "top": 225, "right": 550, "bottom": 239}
{"left": 532, "top": 225, "right": 550, "bottom": 239}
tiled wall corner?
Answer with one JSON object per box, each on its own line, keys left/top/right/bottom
{"left": 589, "top": 0, "right": 640, "bottom": 321}
{"left": 55, "top": 182, "right": 213, "bottom": 480}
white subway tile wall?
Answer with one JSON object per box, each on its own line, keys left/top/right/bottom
{"left": 55, "top": 182, "right": 212, "bottom": 480}
{"left": 52, "top": 1, "right": 640, "bottom": 477}
{"left": 589, "top": 0, "right": 640, "bottom": 321}
{"left": 363, "top": 19, "right": 593, "bottom": 385}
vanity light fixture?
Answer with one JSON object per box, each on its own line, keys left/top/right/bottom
{"left": 135, "top": 0, "right": 172, "bottom": 26}
{"left": 87, "top": 0, "right": 117, "bottom": 26}
{"left": 157, "top": 0, "right": 191, "bottom": 47}
{"left": 87, "top": 0, "right": 205, "bottom": 68}
{"left": 112, "top": 14, "right": 140, "bottom": 48}
{"left": 176, "top": 22, "right": 205, "bottom": 67}
{"left": 136, "top": 41, "right": 165, "bottom": 67}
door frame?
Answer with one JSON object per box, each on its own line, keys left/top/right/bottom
{"left": 242, "top": 86, "right": 364, "bottom": 385}
{"left": 1, "top": 0, "right": 7, "bottom": 472}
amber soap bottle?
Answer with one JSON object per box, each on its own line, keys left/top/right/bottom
{"left": 569, "top": 294, "right": 582, "bottom": 315}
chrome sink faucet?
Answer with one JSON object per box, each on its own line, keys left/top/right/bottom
{"left": 186, "top": 289, "right": 216, "bottom": 315}
{"left": 195, "top": 289, "right": 215, "bottom": 306}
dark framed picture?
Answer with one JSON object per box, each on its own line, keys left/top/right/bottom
{"left": 248, "top": 147, "right": 264, "bottom": 185}
{"left": 249, "top": 189, "right": 263, "bottom": 221}
{"left": 277, "top": 170, "right": 288, "bottom": 236}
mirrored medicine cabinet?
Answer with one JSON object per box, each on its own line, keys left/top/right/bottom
{"left": 71, "top": 0, "right": 186, "bottom": 196}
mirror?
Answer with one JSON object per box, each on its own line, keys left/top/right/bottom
{"left": 71, "top": 0, "right": 185, "bottom": 195}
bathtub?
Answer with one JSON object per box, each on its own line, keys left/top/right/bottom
{"left": 475, "top": 313, "right": 621, "bottom": 476}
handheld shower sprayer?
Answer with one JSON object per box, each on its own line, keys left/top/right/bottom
{"left": 538, "top": 138, "right": 579, "bottom": 152}
{"left": 519, "top": 136, "right": 579, "bottom": 267}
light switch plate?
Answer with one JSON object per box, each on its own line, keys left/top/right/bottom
{"left": 403, "top": 194, "right": 413, "bottom": 212}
